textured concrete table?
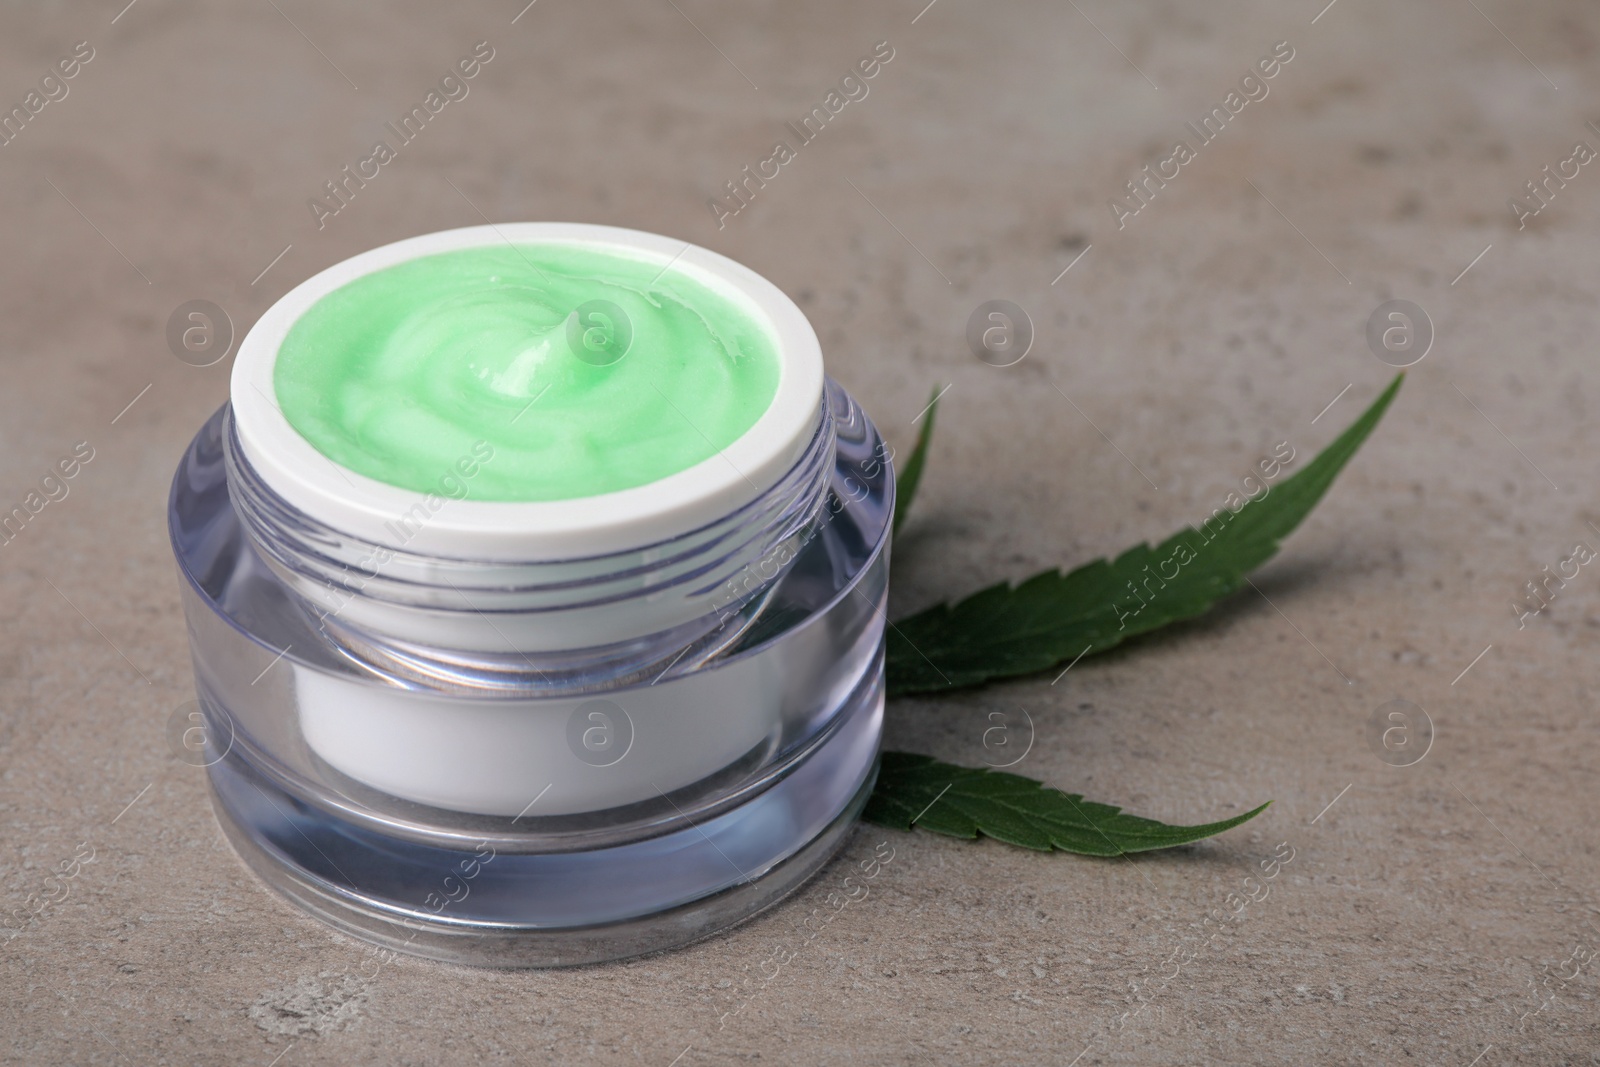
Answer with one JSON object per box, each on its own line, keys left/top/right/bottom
{"left": 2, "top": 0, "right": 1597, "bottom": 1063}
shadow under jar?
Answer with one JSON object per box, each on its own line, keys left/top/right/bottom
{"left": 169, "top": 224, "right": 894, "bottom": 966}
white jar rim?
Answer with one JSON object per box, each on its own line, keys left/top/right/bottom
{"left": 230, "top": 223, "right": 824, "bottom": 560}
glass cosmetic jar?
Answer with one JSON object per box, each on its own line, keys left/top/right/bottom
{"left": 169, "top": 224, "right": 893, "bottom": 966}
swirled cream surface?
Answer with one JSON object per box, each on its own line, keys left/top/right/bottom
{"left": 273, "top": 244, "right": 780, "bottom": 502}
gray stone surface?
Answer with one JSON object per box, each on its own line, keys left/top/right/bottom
{"left": 2, "top": 0, "right": 1598, "bottom": 1062}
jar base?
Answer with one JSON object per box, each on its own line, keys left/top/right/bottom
{"left": 204, "top": 675, "right": 882, "bottom": 968}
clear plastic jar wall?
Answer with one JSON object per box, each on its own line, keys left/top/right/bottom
{"left": 170, "top": 379, "right": 893, "bottom": 965}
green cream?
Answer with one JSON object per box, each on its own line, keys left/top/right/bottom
{"left": 273, "top": 244, "right": 781, "bottom": 502}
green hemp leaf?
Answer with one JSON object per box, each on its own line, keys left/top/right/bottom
{"left": 885, "top": 374, "right": 1403, "bottom": 695}
{"left": 864, "top": 752, "right": 1269, "bottom": 855}
{"left": 892, "top": 384, "right": 943, "bottom": 535}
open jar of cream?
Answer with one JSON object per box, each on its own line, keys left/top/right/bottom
{"left": 170, "top": 223, "right": 893, "bottom": 966}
